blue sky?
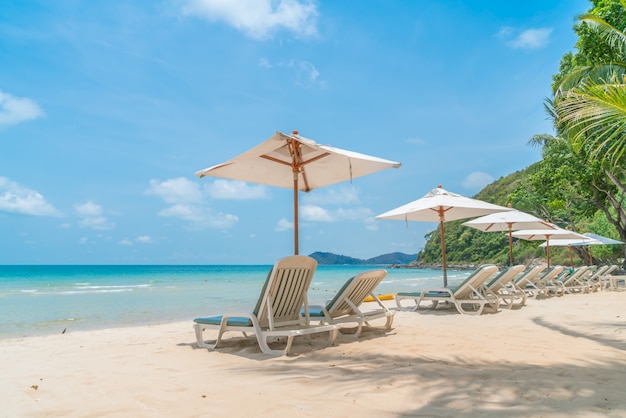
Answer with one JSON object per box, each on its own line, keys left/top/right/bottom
{"left": 1, "top": 0, "right": 590, "bottom": 264}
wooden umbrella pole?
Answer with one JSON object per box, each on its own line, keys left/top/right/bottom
{"left": 288, "top": 136, "right": 302, "bottom": 256}
{"left": 439, "top": 208, "right": 448, "bottom": 288}
{"left": 293, "top": 173, "right": 299, "bottom": 255}
{"left": 508, "top": 224, "right": 514, "bottom": 266}
{"left": 546, "top": 236, "right": 551, "bottom": 268}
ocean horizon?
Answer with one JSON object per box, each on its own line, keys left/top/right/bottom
{"left": 0, "top": 264, "right": 472, "bottom": 339}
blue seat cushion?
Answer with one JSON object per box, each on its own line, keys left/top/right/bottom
{"left": 307, "top": 307, "right": 325, "bottom": 317}
{"left": 194, "top": 315, "right": 252, "bottom": 327}
{"left": 397, "top": 290, "right": 450, "bottom": 298}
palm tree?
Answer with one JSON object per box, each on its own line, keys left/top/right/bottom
{"left": 553, "top": 6, "right": 626, "bottom": 167}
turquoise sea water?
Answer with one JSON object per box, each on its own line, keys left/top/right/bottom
{"left": 0, "top": 264, "right": 471, "bottom": 339}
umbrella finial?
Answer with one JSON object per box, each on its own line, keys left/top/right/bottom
{"left": 292, "top": 130, "right": 299, "bottom": 135}
{"left": 437, "top": 184, "right": 442, "bottom": 188}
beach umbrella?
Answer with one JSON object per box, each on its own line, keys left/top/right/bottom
{"left": 540, "top": 233, "right": 624, "bottom": 265}
{"left": 375, "top": 185, "right": 513, "bottom": 287}
{"left": 512, "top": 228, "right": 589, "bottom": 268}
{"left": 196, "top": 130, "right": 401, "bottom": 255}
{"left": 462, "top": 209, "right": 556, "bottom": 266}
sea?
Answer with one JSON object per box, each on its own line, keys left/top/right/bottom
{"left": 0, "top": 264, "right": 471, "bottom": 339}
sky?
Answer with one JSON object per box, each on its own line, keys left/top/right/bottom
{"left": 0, "top": 0, "right": 592, "bottom": 265}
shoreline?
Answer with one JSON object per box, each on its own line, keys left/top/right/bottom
{"left": 3, "top": 291, "right": 626, "bottom": 416}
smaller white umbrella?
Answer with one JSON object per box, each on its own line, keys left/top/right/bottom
{"left": 463, "top": 209, "right": 556, "bottom": 266}
{"left": 376, "top": 185, "right": 513, "bottom": 286}
{"left": 512, "top": 228, "right": 589, "bottom": 268}
{"left": 541, "top": 233, "right": 624, "bottom": 265}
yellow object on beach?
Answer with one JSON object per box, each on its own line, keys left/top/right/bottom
{"left": 364, "top": 294, "right": 395, "bottom": 302}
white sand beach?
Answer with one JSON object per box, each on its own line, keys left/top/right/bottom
{"left": 2, "top": 290, "right": 626, "bottom": 417}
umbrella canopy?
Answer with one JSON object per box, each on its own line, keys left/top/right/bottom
{"left": 512, "top": 228, "right": 588, "bottom": 268}
{"left": 375, "top": 185, "right": 512, "bottom": 286}
{"left": 462, "top": 209, "right": 556, "bottom": 266}
{"left": 540, "top": 233, "right": 624, "bottom": 265}
{"left": 196, "top": 130, "right": 401, "bottom": 255}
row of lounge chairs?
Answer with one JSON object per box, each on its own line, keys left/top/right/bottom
{"left": 395, "top": 263, "right": 622, "bottom": 315}
{"left": 193, "top": 256, "right": 622, "bottom": 356}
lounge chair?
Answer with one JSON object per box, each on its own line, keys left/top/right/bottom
{"left": 308, "top": 269, "right": 395, "bottom": 337}
{"left": 395, "top": 264, "right": 500, "bottom": 315}
{"left": 514, "top": 265, "right": 547, "bottom": 297}
{"left": 193, "top": 255, "right": 340, "bottom": 356}
{"left": 603, "top": 265, "right": 626, "bottom": 290}
{"left": 556, "top": 266, "right": 593, "bottom": 294}
{"left": 485, "top": 265, "right": 526, "bottom": 309}
{"left": 582, "top": 265, "right": 614, "bottom": 291}
{"left": 600, "top": 265, "right": 622, "bottom": 290}
{"left": 535, "top": 266, "right": 565, "bottom": 297}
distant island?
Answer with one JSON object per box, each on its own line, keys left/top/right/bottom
{"left": 308, "top": 251, "right": 417, "bottom": 265}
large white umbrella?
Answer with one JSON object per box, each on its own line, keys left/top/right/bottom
{"left": 512, "top": 228, "right": 589, "bottom": 268}
{"left": 196, "top": 130, "right": 401, "bottom": 255}
{"left": 462, "top": 209, "right": 556, "bottom": 266}
{"left": 375, "top": 185, "right": 513, "bottom": 286}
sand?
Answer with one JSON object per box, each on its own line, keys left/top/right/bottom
{"left": 1, "top": 290, "right": 626, "bottom": 417}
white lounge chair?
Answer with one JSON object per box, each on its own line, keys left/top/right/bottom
{"left": 581, "top": 265, "right": 614, "bottom": 291}
{"left": 535, "top": 266, "right": 565, "bottom": 297}
{"left": 514, "top": 265, "right": 548, "bottom": 297}
{"left": 395, "top": 264, "right": 500, "bottom": 315}
{"left": 485, "top": 265, "right": 527, "bottom": 309}
{"left": 308, "top": 269, "right": 395, "bottom": 337}
{"left": 557, "top": 266, "right": 593, "bottom": 294}
{"left": 193, "top": 255, "right": 339, "bottom": 356}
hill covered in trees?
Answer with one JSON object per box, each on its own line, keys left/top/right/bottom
{"left": 309, "top": 251, "right": 417, "bottom": 265}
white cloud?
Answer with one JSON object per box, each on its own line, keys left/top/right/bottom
{"left": 74, "top": 201, "right": 115, "bottom": 230}
{"left": 300, "top": 205, "right": 373, "bottom": 223}
{"left": 276, "top": 217, "right": 293, "bottom": 231}
{"left": 334, "top": 207, "right": 373, "bottom": 220}
{"left": 74, "top": 201, "right": 103, "bottom": 217}
{"left": 462, "top": 172, "right": 494, "bottom": 190}
{"left": 505, "top": 27, "right": 552, "bottom": 49}
{"left": 0, "top": 89, "right": 45, "bottom": 126}
{"left": 301, "top": 205, "right": 333, "bottom": 222}
{"left": 205, "top": 179, "right": 269, "bottom": 199}
{"left": 259, "top": 58, "right": 325, "bottom": 88}
{"left": 0, "top": 177, "right": 61, "bottom": 216}
{"left": 147, "top": 177, "right": 241, "bottom": 229}
{"left": 182, "top": 0, "right": 319, "bottom": 40}
{"left": 145, "top": 177, "right": 203, "bottom": 203}
{"left": 303, "top": 186, "right": 359, "bottom": 205}
{"left": 295, "top": 61, "right": 323, "bottom": 89}
{"left": 119, "top": 239, "right": 133, "bottom": 246}
{"left": 135, "top": 235, "right": 153, "bottom": 244}
{"left": 158, "top": 204, "right": 238, "bottom": 229}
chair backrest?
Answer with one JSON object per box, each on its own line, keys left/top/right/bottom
{"left": 325, "top": 269, "right": 388, "bottom": 317}
{"left": 515, "top": 265, "right": 547, "bottom": 286}
{"left": 586, "top": 265, "right": 610, "bottom": 281}
{"left": 539, "top": 265, "right": 564, "bottom": 284}
{"left": 561, "top": 266, "right": 591, "bottom": 286}
{"left": 487, "top": 265, "right": 525, "bottom": 292}
{"left": 453, "top": 264, "right": 499, "bottom": 298}
{"left": 253, "top": 255, "right": 318, "bottom": 330}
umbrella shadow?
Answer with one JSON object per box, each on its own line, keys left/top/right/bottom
{"left": 531, "top": 316, "right": 626, "bottom": 351}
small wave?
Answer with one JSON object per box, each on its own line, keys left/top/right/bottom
{"left": 74, "top": 284, "right": 151, "bottom": 290}
{"left": 57, "top": 288, "right": 134, "bottom": 295}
